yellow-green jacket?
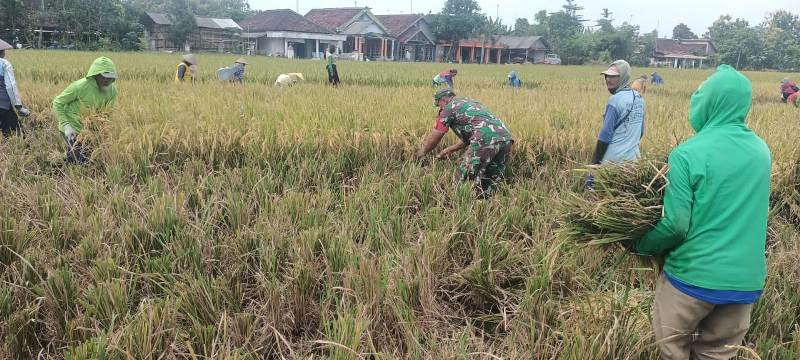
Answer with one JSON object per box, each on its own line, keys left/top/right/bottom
{"left": 52, "top": 57, "right": 117, "bottom": 134}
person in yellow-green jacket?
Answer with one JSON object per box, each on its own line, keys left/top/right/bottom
{"left": 52, "top": 56, "right": 118, "bottom": 164}
{"left": 175, "top": 53, "right": 198, "bottom": 83}
{"left": 632, "top": 65, "right": 771, "bottom": 359}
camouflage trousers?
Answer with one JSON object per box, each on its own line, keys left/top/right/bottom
{"left": 458, "top": 140, "right": 513, "bottom": 196}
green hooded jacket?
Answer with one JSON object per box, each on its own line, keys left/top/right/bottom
{"left": 635, "top": 65, "right": 772, "bottom": 291}
{"left": 52, "top": 57, "right": 118, "bottom": 134}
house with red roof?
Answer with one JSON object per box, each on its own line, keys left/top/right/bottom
{"left": 652, "top": 38, "right": 716, "bottom": 68}
{"left": 305, "top": 7, "right": 393, "bottom": 61}
{"left": 375, "top": 14, "right": 436, "bottom": 62}
{"left": 238, "top": 9, "right": 346, "bottom": 58}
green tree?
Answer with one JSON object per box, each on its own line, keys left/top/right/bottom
{"left": 672, "top": 23, "right": 697, "bottom": 39}
{"left": 168, "top": 0, "right": 197, "bottom": 50}
{"left": 707, "top": 15, "right": 763, "bottom": 69}
{"left": 525, "top": 1, "right": 587, "bottom": 64}
{"left": 562, "top": 0, "right": 585, "bottom": 22}
{"left": 193, "top": 0, "right": 251, "bottom": 21}
{"left": 528, "top": 10, "right": 548, "bottom": 35}
{"left": 513, "top": 18, "right": 530, "bottom": 36}
{"left": 595, "top": 8, "right": 614, "bottom": 33}
{"left": 759, "top": 10, "right": 800, "bottom": 70}
{"left": 630, "top": 29, "right": 657, "bottom": 67}
{"left": 0, "top": 0, "right": 29, "bottom": 44}
{"left": 542, "top": 10, "right": 583, "bottom": 56}
{"left": 431, "top": 0, "right": 487, "bottom": 61}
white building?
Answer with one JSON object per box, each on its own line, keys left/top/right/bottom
{"left": 238, "top": 9, "right": 346, "bottom": 59}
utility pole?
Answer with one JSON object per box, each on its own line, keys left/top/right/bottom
{"left": 496, "top": 1, "right": 499, "bottom": 20}
{"left": 736, "top": 50, "right": 741, "bottom": 69}
{"left": 296, "top": 0, "right": 299, "bottom": 13}
{"left": 38, "top": 0, "right": 45, "bottom": 48}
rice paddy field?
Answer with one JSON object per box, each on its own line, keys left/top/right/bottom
{"left": 0, "top": 51, "right": 799, "bottom": 359}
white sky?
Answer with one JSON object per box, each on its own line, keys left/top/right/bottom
{"left": 253, "top": 0, "right": 795, "bottom": 37}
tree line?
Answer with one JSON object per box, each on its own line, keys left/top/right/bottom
{"left": 0, "top": 0, "right": 249, "bottom": 51}
{"left": 432, "top": 0, "right": 799, "bottom": 71}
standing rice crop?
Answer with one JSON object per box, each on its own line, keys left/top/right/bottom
{"left": 772, "top": 155, "right": 800, "bottom": 227}
{"left": 1, "top": 50, "right": 798, "bottom": 358}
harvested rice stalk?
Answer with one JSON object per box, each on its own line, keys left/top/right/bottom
{"left": 559, "top": 159, "right": 669, "bottom": 246}
{"left": 75, "top": 113, "right": 111, "bottom": 158}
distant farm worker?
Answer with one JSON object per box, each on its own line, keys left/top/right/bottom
{"left": 432, "top": 68, "right": 457, "bottom": 88}
{"left": 591, "top": 60, "right": 645, "bottom": 165}
{"left": 231, "top": 58, "right": 248, "bottom": 84}
{"left": 631, "top": 74, "right": 647, "bottom": 94}
{"left": 0, "top": 38, "right": 30, "bottom": 137}
{"left": 175, "top": 54, "right": 198, "bottom": 83}
{"left": 631, "top": 65, "right": 771, "bottom": 360}
{"left": 274, "top": 72, "right": 305, "bottom": 87}
{"left": 507, "top": 70, "right": 522, "bottom": 88}
{"left": 416, "top": 88, "right": 514, "bottom": 197}
{"left": 326, "top": 45, "right": 340, "bottom": 86}
{"left": 651, "top": 71, "right": 664, "bottom": 85}
{"left": 52, "top": 56, "right": 117, "bottom": 164}
{"left": 780, "top": 77, "right": 798, "bottom": 103}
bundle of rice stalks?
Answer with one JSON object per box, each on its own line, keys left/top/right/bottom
{"left": 75, "top": 113, "right": 112, "bottom": 156}
{"left": 559, "top": 160, "right": 669, "bottom": 246}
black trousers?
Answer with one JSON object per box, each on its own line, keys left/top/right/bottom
{"left": 0, "top": 108, "right": 21, "bottom": 137}
{"left": 64, "top": 134, "right": 88, "bottom": 164}
{"left": 327, "top": 64, "right": 340, "bottom": 86}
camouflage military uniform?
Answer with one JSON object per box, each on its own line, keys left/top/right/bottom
{"left": 435, "top": 97, "right": 514, "bottom": 195}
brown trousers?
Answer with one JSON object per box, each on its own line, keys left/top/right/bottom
{"left": 652, "top": 275, "right": 753, "bottom": 360}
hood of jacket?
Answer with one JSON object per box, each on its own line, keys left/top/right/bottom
{"left": 688, "top": 64, "right": 752, "bottom": 133}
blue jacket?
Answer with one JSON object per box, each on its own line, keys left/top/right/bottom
{"left": 597, "top": 88, "right": 645, "bottom": 163}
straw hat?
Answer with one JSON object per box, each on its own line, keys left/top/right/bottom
{"left": 235, "top": 58, "right": 249, "bottom": 65}
{"left": 0, "top": 39, "right": 13, "bottom": 51}
{"left": 182, "top": 53, "right": 198, "bottom": 65}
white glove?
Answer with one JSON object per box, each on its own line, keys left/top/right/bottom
{"left": 63, "top": 124, "right": 78, "bottom": 142}
{"left": 15, "top": 106, "right": 30, "bottom": 117}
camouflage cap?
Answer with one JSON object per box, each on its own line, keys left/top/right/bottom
{"left": 434, "top": 88, "right": 456, "bottom": 106}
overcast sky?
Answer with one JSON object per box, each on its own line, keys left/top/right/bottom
{"left": 254, "top": 0, "right": 795, "bottom": 37}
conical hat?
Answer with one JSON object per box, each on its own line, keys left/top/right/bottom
{"left": 182, "top": 53, "right": 198, "bottom": 65}
{"left": 0, "top": 39, "right": 13, "bottom": 51}
{"left": 235, "top": 58, "right": 249, "bottom": 65}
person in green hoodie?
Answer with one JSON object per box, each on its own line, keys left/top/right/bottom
{"left": 632, "top": 65, "right": 771, "bottom": 359}
{"left": 52, "top": 56, "right": 118, "bottom": 164}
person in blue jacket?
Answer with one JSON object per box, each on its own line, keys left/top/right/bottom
{"left": 507, "top": 70, "right": 522, "bottom": 88}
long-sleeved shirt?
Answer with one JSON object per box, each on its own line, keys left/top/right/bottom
{"left": 635, "top": 65, "right": 771, "bottom": 292}
{"left": 52, "top": 57, "right": 118, "bottom": 134}
{"left": 597, "top": 88, "right": 645, "bottom": 163}
{"left": 433, "top": 71, "right": 454, "bottom": 87}
{"left": 232, "top": 64, "right": 245, "bottom": 83}
{"left": 0, "top": 58, "right": 22, "bottom": 110}
{"left": 781, "top": 81, "right": 798, "bottom": 95}
{"left": 326, "top": 52, "right": 336, "bottom": 68}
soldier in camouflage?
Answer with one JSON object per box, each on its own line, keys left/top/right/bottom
{"left": 416, "top": 88, "right": 514, "bottom": 196}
